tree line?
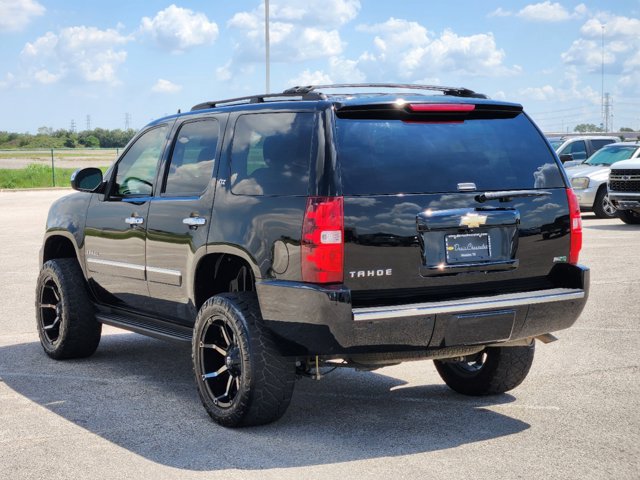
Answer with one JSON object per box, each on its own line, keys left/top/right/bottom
{"left": 0, "top": 127, "right": 138, "bottom": 149}
{"left": 573, "top": 124, "right": 636, "bottom": 133}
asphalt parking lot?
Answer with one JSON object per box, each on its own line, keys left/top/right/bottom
{"left": 0, "top": 189, "right": 638, "bottom": 480}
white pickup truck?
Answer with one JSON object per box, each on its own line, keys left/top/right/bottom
{"left": 608, "top": 157, "right": 640, "bottom": 224}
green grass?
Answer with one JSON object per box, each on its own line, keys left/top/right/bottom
{"left": 0, "top": 164, "right": 107, "bottom": 189}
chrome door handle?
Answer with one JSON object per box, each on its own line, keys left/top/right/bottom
{"left": 183, "top": 217, "right": 206, "bottom": 227}
{"left": 125, "top": 216, "right": 144, "bottom": 225}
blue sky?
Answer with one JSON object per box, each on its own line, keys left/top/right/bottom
{"left": 1, "top": 0, "right": 639, "bottom": 133}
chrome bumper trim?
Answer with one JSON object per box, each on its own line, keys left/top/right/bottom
{"left": 353, "top": 288, "right": 585, "bottom": 321}
{"left": 609, "top": 192, "right": 640, "bottom": 199}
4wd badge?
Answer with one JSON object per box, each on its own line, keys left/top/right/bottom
{"left": 460, "top": 213, "right": 488, "bottom": 228}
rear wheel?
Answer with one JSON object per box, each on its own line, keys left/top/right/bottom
{"left": 35, "top": 259, "right": 102, "bottom": 359}
{"left": 593, "top": 188, "right": 618, "bottom": 218}
{"left": 619, "top": 210, "right": 640, "bottom": 224}
{"left": 434, "top": 343, "right": 535, "bottom": 396}
{"left": 192, "top": 293, "right": 295, "bottom": 427}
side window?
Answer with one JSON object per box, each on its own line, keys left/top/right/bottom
{"left": 230, "top": 112, "right": 313, "bottom": 196}
{"left": 114, "top": 125, "right": 169, "bottom": 197}
{"left": 591, "top": 139, "right": 614, "bottom": 150}
{"left": 164, "top": 119, "right": 219, "bottom": 196}
{"left": 569, "top": 140, "right": 587, "bottom": 160}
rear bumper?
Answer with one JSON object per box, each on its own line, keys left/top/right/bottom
{"left": 256, "top": 264, "right": 590, "bottom": 355}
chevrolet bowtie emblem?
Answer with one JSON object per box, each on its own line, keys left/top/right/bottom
{"left": 460, "top": 213, "right": 488, "bottom": 228}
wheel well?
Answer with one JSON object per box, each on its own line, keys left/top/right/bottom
{"left": 194, "top": 254, "right": 256, "bottom": 310}
{"left": 43, "top": 236, "right": 77, "bottom": 264}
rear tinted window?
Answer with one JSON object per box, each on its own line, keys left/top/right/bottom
{"left": 230, "top": 112, "right": 313, "bottom": 196}
{"left": 336, "top": 114, "right": 564, "bottom": 195}
{"left": 163, "top": 119, "right": 219, "bottom": 196}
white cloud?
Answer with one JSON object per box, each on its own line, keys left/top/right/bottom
{"left": 222, "top": 0, "right": 359, "bottom": 79}
{"left": 0, "top": 72, "right": 16, "bottom": 89}
{"left": 353, "top": 18, "right": 518, "bottom": 80}
{"left": 519, "top": 68, "right": 600, "bottom": 104}
{"left": 328, "top": 57, "right": 365, "bottom": 83}
{"left": 0, "top": 0, "right": 45, "bottom": 32}
{"left": 517, "top": 2, "right": 572, "bottom": 22}
{"left": 140, "top": 4, "right": 218, "bottom": 53}
{"left": 562, "top": 14, "right": 640, "bottom": 75}
{"left": 151, "top": 78, "right": 182, "bottom": 93}
{"left": 34, "top": 69, "right": 62, "bottom": 84}
{"left": 492, "top": 2, "right": 587, "bottom": 22}
{"left": 216, "top": 61, "right": 233, "bottom": 81}
{"left": 230, "top": 0, "right": 360, "bottom": 30}
{"left": 488, "top": 8, "right": 512, "bottom": 18}
{"left": 21, "top": 26, "right": 131, "bottom": 85}
{"left": 520, "top": 85, "right": 556, "bottom": 101}
{"left": 580, "top": 15, "right": 640, "bottom": 38}
{"left": 289, "top": 69, "right": 333, "bottom": 86}
{"left": 493, "top": 90, "right": 507, "bottom": 100}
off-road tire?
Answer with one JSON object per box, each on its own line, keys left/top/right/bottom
{"left": 35, "top": 258, "right": 101, "bottom": 359}
{"left": 434, "top": 343, "right": 535, "bottom": 396}
{"left": 618, "top": 210, "right": 640, "bottom": 224}
{"left": 593, "top": 187, "right": 618, "bottom": 219}
{"left": 192, "top": 293, "right": 295, "bottom": 427}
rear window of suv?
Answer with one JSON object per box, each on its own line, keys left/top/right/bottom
{"left": 336, "top": 114, "right": 564, "bottom": 195}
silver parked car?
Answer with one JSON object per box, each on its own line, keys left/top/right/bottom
{"left": 565, "top": 142, "right": 640, "bottom": 218}
{"left": 548, "top": 135, "right": 618, "bottom": 168}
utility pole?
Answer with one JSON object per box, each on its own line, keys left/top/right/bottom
{"left": 124, "top": 112, "right": 131, "bottom": 130}
{"left": 265, "top": 0, "right": 270, "bottom": 93}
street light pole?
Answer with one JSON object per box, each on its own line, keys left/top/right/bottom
{"left": 265, "top": 0, "right": 270, "bottom": 93}
{"left": 601, "top": 24, "right": 605, "bottom": 131}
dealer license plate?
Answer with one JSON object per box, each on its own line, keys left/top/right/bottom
{"left": 445, "top": 233, "right": 492, "bottom": 264}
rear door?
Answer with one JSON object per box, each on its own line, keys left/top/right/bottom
{"left": 335, "top": 104, "right": 569, "bottom": 307}
{"left": 145, "top": 115, "right": 225, "bottom": 323}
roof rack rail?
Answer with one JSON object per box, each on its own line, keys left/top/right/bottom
{"left": 190, "top": 91, "right": 325, "bottom": 111}
{"left": 191, "top": 83, "right": 487, "bottom": 111}
{"left": 283, "top": 83, "right": 488, "bottom": 99}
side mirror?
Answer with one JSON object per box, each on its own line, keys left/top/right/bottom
{"left": 559, "top": 154, "right": 573, "bottom": 163}
{"left": 71, "top": 167, "right": 103, "bottom": 192}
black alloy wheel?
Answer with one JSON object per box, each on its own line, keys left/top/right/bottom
{"left": 38, "top": 276, "right": 63, "bottom": 344}
{"left": 593, "top": 188, "right": 618, "bottom": 218}
{"left": 192, "top": 293, "right": 295, "bottom": 427}
{"left": 35, "top": 259, "right": 101, "bottom": 359}
{"left": 198, "top": 316, "right": 242, "bottom": 408}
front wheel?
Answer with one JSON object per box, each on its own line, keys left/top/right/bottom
{"left": 434, "top": 343, "right": 535, "bottom": 396}
{"left": 593, "top": 188, "right": 618, "bottom": 219}
{"left": 35, "top": 258, "right": 102, "bottom": 359}
{"left": 619, "top": 210, "right": 640, "bottom": 224}
{"left": 192, "top": 293, "right": 295, "bottom": 427}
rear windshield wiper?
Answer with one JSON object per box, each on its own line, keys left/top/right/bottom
{"left": 476, "top": 190, "right": 552, "bottom": 203}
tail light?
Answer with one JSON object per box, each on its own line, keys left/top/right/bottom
{"left": 566, "top": 188, "right": 582, "bottom": 264}
{"left": 301, "top": 196, "right": 344, "bottom": 283}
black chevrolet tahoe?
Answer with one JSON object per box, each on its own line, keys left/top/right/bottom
{"left": 36, "top": 84, "right": 589, "bottom": 427}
